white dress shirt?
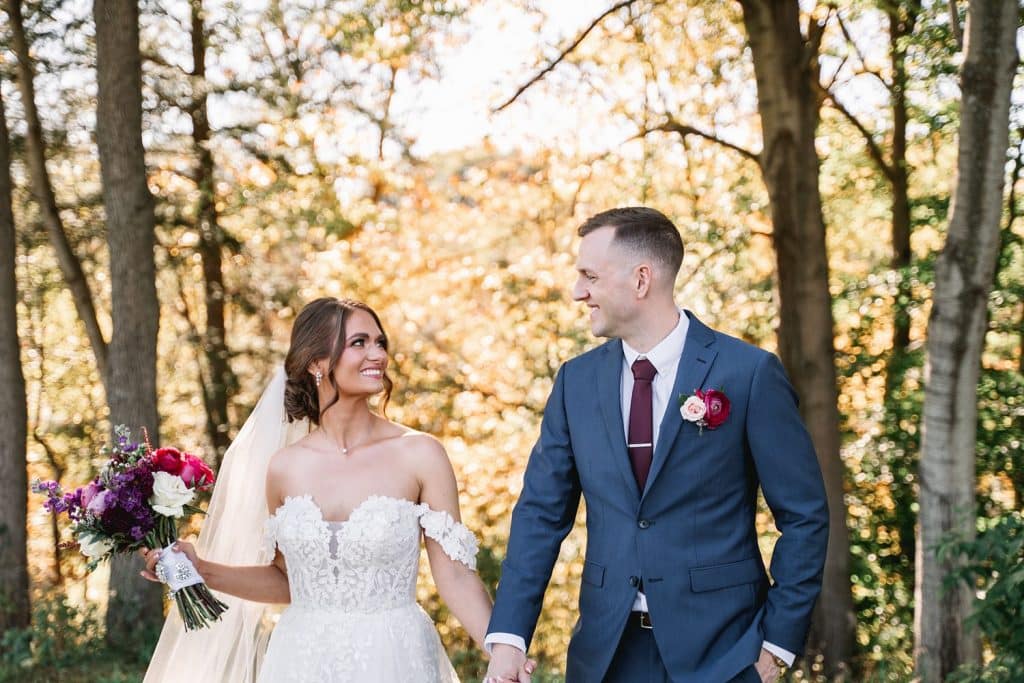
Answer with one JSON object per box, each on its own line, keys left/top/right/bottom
{"left": 486, "top": 310, "right": 794, "bottom": 666}
{"left": 620, "top": 310, "right": 689, "bottom": 612}
{"left": 620, "top": 312, "right": 689, "bottom": 482}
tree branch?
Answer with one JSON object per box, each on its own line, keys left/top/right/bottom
{"left": 5, "top": 0, "right": 109, "bottom": 383}
{"left": 948, "top": 0, "right": 963, "bottom": 51}
{"left": 804, "top": 4, "right": 833, "bottom": 67}
{"left": 170, "top": 259, "right": 215, "bottom": 430}
{"left": 836, "top": 10, "right": 890, "bottom": 91}
{"left": 493, "top": 0, "right": 643, "bottom": 113}
{"left": 141, "top": 50, "right": 191, "bottom": 76}
{"left": 821, "top": 54, "right": 849, "bottom": 94}
{"left": 1007, "top": 124, "right": 1024, "bottom": 234}
{"left": 641, "top": 116, "right": 760, "bottom": 164}
{"left": 821, "top": 87, "right": 895, "bottom": 181}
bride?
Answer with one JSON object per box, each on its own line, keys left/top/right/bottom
{"left": 140, "top": 297, "right": 513, "bottom": 682}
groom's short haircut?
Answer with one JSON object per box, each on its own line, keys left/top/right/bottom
{"left": 578, "top": 207, "right": 684, "bottom": 278}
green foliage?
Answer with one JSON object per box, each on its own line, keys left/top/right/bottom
{"left": 976, "top": 370, "right": 1024, "bottom": 514}
{"left": 0, "top": 594, "right": 151, "bottom": 683}
{"left": 833, "top": 251, "right": 935, "bottom": 679}
{"left": 837, "top": 205, "right": 1021, "bottom": 678}
{"left": 941, "top": 512, "right": 1024, "bottom": 683}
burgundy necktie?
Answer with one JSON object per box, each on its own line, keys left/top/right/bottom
{"left": 628, "top": 358, "right": 657, "bottom": 492}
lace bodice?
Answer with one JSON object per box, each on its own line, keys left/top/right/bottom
{"left": 263, "top": 494, "right": 478, "bottom": 612}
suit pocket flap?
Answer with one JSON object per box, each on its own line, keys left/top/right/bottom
{"left": 582, "top": 561, "right": 605, "bottom": 587}
{"left": 689, "top": 557, "right": 762, "bottom": 593}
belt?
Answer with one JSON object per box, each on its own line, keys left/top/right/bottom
{"left": 632, "top": 610, "right": 653, "bottom": 630}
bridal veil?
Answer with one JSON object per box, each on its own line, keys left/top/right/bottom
{"left": 144, "top": 367, "right": 309, "bottom": 683}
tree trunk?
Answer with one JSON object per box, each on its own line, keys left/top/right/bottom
{"left": 31, "top": 430, "right": 65, "bottom": 586}
{"left": 6, "top": 0, "right": 109, "bottom": 383}
{"left": 887, "top": 3, "right": 914, "bottom": 360}
{"left": 190, "top": 0, "right": 236, "bottom": 466}
{"left": 94, "top": 0, "right": 163, "bottom": 642}
{"left": 0, "top": 73, "right": 30, "bottom": 634}
{"left": 883, "top": 0, "right": 919, "bottom": 593}
{"left": 999, "top": 129, "right": 1023, "bottom": 507}
{"left": 738, "top": 0, "right": 854, "bottom": 674}
{"left": 1005, "top": 127, "right": 1024, "bottom": 379}
{"left": 914, "top": 1, "right": 1018, "bottom": 680}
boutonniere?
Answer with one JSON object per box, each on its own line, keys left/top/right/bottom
{"left": 679, "top": 388, "right": 731, "bottom": 434}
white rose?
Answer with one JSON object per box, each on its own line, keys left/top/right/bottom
{"left": 680, "top": 395, "right": 707, "bottom": 422}
{"left": 150, "top": 471, "right": 195, "bottom": 517}
{"left": 79, "top": 535, "right": 114, "bottom": 559}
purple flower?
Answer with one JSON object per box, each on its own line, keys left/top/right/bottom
{"left": 65, "top": 490, "right": 85, "bottom": 520}
{"left": 87, "top": 490, "right": 113, "bottom": 516}
{"left": 33, "top": 480, "right": 61, "bottom": 496}
{"left": 92, "top": 463, "right": 157, "bottom": 539}
{"left": 81, "top": 480, "right": 101, "bottom": 508}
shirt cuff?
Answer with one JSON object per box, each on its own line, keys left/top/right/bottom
{"left": 484, "top": 632, "right": 527, "bottom": 655}
{"left": 762, "top": 641, "right": 795, "bottom": 667}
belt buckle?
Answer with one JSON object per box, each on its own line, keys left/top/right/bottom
{"left": 639, "top": 611, "right": 653, "bottom": 630}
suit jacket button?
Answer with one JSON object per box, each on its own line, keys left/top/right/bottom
{"left": 638, "top": 519, "right": 651, "bottom": 529}
{"left": 628, "top": 576, "right": 639, "bottom": 587}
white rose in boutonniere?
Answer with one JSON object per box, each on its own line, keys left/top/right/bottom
{"left": 681, "top": 395, "right": 707, "bottom": 422}
{"left": 149, "top": 471, "right": 195, "bottom": 517}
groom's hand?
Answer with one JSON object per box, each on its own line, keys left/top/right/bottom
{"left": 485, "top": 643, "right": 534, "bottom": 683}
{"left": 753, "top": 648, "right": 782, "bottom": 682}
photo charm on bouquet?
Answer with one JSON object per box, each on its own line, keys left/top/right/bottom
{"left": 33, "top": 425, "right": 228, "bottom": 630}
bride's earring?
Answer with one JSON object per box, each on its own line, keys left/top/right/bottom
{"left": 315, "top": 370, "right": 323, "bottom": 388}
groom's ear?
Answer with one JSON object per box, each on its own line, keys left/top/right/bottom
{"left": 634, "top": 263, "right": 653, "bottom": 298}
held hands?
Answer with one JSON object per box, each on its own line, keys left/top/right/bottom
{"left": 484, "top": 643, "right": 536, "bottom": 683}
{"left": 137, "top": 540, "right": 200, "bottom": 583}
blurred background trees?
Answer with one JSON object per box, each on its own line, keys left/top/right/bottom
{"left": 0, "top": 0, "right": 1021, "bottom": 681}
{"left": 0, "top": 61, "right": 29, "bottom": 637}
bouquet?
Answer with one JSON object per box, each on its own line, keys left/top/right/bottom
{"left": 34, "top": 425, "right": 228, "bottom": 630}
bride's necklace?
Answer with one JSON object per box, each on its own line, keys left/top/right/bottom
{"left": 322, "top": 425, "right": 370, "bottom": 456}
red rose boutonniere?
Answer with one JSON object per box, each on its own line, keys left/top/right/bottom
{"left": 679, "top": 388, "right": 731, "bottom": 434}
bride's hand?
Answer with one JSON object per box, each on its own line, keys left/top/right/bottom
{"left": 138, "top": 541, "right": 200, "bottom": 582}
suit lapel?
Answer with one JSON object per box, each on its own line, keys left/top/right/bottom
{"left": 643, "top": 312, "right": 717, "bottom": 499}
{"left": 596, "top": 340, "right": 640, "bottom": 503}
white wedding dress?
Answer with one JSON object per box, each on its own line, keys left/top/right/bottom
{"left": 255, "top": 494, "right": 476, "bottom": 682}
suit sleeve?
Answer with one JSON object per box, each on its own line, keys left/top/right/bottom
{"left": 746, "top": 351, "right": 830, "bottom": 655}
{"left": 487, "top": 364, "right": 582, "bottom": 648}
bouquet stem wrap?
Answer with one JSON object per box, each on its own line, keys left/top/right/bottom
{"left": 148, "top": 500, "right": 228, "bottom": 630}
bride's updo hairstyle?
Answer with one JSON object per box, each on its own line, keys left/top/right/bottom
{"left": 284, "top": 297, "right": 394, "bottom": 425}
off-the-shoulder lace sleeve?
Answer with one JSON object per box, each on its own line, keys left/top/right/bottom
{"left": 418, "top": 507, "right": 479, "bottom": 570}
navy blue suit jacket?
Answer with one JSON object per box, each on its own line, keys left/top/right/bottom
{"left": 488, "top": 312, "right": 829, "bottom": 682}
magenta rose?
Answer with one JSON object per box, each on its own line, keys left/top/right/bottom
{"left": 178, "top": 454, "right": 215, "bottom": 490}
{"left": 151, "top": 447, "right": 184, "bottom": 475}
{"left": 697, "top": 389, "right": 731, "bottom": 429}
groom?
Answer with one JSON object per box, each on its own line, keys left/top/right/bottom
{"left": 485, "top": 208, "right": 829, "bottom": 682}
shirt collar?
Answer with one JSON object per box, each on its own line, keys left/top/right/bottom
{"left": 622, "top": 310, "right": 689, "bottom": 376}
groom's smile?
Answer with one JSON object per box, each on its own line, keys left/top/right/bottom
{"left": 573, "top": 226, "right": 637, "bottom": 339}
